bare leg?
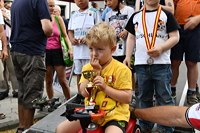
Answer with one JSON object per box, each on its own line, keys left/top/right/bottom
{"left": 45, "top": 65, "right": 54, "bottom": 99}
{"left": 18, "top": 104, "right": 24, "bottom": 129}
{"left": 56, "top": 120, "right": 81, "bottom": 133}
{"left": 55, "top": 65, "right": 70, "bottom": 99}
{"left": 185, "top": 60, "right": 198, "bottom": 88}
{"left": 105, "top": 125, "right": 123, "bottom": 133}
{"left": 170, "top": 60, "right": 182, "bottom": 86}
{"left": 77, "top": 74, "right": 81, "bottom": 93}
{"left": 23, "top": 108, "right": 35, "bottom": 129}
{"left": 17, "top": 105, "right": 35, "bottom": 132}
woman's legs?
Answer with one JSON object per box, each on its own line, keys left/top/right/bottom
{"left": 45, "top": 65, "right": 54, "bottom": 99}
{"left": 54, "top": 65, "right": 70, "bottom": 100}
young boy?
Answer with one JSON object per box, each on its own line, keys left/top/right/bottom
{"left": 124, "top": 0, "right": 180, "bottom": 132}
{"left": 56, "top": 22, "right": 132, "bottom": 133}
{"left": 105, "top": 0, "right": 136, "bottom": 96}
{"left": 68, "top": 0, "right": 102, "bottom": 103}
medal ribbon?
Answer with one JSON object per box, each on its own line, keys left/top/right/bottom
{"left": 142, "top": 5, "right": 162, "bottom": 50}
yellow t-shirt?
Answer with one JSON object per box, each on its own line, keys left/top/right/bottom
{"left": 80, "top": 58, "right": 132, "bottom": 126}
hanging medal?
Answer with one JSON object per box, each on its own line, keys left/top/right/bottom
{"left": 142, "top": 5, "right": 162, "bottom": 65}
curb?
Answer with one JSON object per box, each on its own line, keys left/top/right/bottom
{"left": 0, "top": 113, "right": 47, "bottom": 131}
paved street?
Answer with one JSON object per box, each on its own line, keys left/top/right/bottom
{"left": 0, "top": 75, "right": 78, "bottom": 132}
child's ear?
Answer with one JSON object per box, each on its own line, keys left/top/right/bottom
{"left": 111, "top": 45, "right": 117, "bottom": 54}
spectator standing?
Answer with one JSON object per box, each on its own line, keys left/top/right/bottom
{"left": 91, "top": 2, "right": 98, "bottom": 9}
{"left": 45, "top": 0, "right": 72, "bottom": 100}
{"left": 135, "top": 0, "right": 174, "bottom": 14}
{"left": 102, "top": 6, "right": 112, "bottom": 21}
{"left": 0, "top": 3, "right": 18, "bottom": 100}
{"left": 54, "top": 5, "right": 69, "bottom": 32}
{"left": 170, "top": 0, "right": 200, "bottom": 105}
{"left": 0, "top": 3, "right": 8, "bottom": 99}
{"left": 104, "top": 0, "right": 135, "bottom": 93}
{"left": 10, "top": 0, "right": 53, "bottom": 132}
{"left": 124, "top": 0, "right": 180, "bottom": 132}
{"left": 0, "top": 7, "right": 8, "bottom": 119}
{"left": 68, "top": 0, "right": 102, "bottom": 103}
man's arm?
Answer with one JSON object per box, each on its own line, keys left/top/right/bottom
{"left": 41, "top": 18, "right": 53, "bottom": 37}
{"left": 134, "top": 106, "right": 191, "bottom": 128}
{"left": 161, "top": 0, "right": 174, "bottom": 14}
{"left": 0, "top": 24, "right": 8, "bottom": 61}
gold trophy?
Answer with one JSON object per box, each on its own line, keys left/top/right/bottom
{"left": 82, "top": 70, "right": 99, "bottom": 109}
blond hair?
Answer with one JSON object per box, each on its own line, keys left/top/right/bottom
{"left": 86, "top": 22, "right": 116, "bottom": 48}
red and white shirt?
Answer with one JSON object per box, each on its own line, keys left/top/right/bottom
{"left": 186, "top": 103, "right": 200, "bottom": 130}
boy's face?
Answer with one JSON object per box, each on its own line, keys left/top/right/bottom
{"left": 74, "top": 0, "right": 89, "bottom": 10}
{"left": 144, "top": 0, "right": 160, "bottom": 7}
{"left": 89, "top": 42, "right": 116, "bottom": 66}
{"left": 105, "top": 0, "right": 118, "bottom": 10}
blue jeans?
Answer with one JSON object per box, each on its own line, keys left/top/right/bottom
{"left": 135, "top": 64, "right": 175, "bottom": 133}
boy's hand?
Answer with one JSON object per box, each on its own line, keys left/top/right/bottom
{"left": 118, "top": 30, "right": 128, "bottom": 39}
{"left": 93, "top": 76, "right": 106, "bottom": 91}
{"left": 184, "top": 15, "right": 200, "bottom": 30}
{"left": 71, "top": 38, "right": 79, "bottom": 46}
{"left": 147, "top": 46, "right": 162, "bottom": 58}
{"left": 90, "top": 58, "right": 102, "bottom": 74}
{"left": 0, "top": 50, "right": 8, "bottom": 61}
{"left": 123, "top": 58, "right": 131, "bottom": 68}
{"left": 67, "top": 47, "right": 73, "bottom": 60}
{"left": 80, "top": 37, "right": 87, "bottom": 44}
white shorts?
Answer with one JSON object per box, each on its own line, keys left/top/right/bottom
{"left": 74, "top": 59, "right": 90, "bottom": 74}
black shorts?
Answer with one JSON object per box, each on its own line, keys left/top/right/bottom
{"left": 45, "top": 49, "right": 65, "bottom": 66}
{"left": 103, "top": 120, "right": 127, "bottom": 133}
{"left": 170, "top": 24, "right": 200, "bottom": 62}
{"left": 113, "top": 55, "right": 135, "bottom": 73}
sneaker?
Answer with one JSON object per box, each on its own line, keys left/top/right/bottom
{"left": 196, "top": 84, "right": 200, "bottom": 100}
{"left": 72, "top": 94, "right": 84, "bottom": 104}
{"left": 12, "top": 91, "right": 18, "bottom": 98}
{"left": 171, "top": 87, "right": 176, "bottom": 98}
{"left": 187, "top": 92, "right": 198, "bottom": 105}
{"left": 0, "top": 92, "right": 8, "bottom": 100}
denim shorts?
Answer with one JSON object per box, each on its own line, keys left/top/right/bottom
{"left": 11, "top": 51, "right": 46, "bottom": 109}
{"left": 135, "top": 64, "right": 175, "bottom": 133}
{"left": 170, "top": 24, "right": 200, "bottom": 62}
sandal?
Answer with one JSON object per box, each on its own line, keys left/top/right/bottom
{"left": 16, "top": 127, "right": 24, "bottom": 133}
{"left": 0, "top": 113, "right": 6, "bottom": 119}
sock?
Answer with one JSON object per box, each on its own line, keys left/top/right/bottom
{"left": 187, "top": 88, "right": 196, "bottom": 95}
{"left": 171, "top": 86, "right": 176, "bottom": 91}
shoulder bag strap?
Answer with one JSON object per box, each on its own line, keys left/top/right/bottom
{"left": 54, "top": 15, "right": 63, "bottom": 38}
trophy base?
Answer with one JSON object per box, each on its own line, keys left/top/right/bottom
{"left": 85, "top": 105, "right": 99, "bottom": 110}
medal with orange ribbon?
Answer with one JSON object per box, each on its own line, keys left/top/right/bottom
{"left": 142, "top": 5, "right": 162, "bottom": 65}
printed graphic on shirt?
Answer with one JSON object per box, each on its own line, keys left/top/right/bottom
{"left": 134, "top": 19, "right": 167, "bottom": 40}
{"left": 105, "top": 6, "right": 134, "bottom": 56}
{"left": 108, "top": 15, "right": 128, "bottom": 56}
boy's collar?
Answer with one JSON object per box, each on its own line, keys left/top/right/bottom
{"left": 79, "top": 7, "right": 89, "bottom": 12}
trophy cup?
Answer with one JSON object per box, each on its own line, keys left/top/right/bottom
{"left": 82, "top": 70, "right": 99, "bottom": 110}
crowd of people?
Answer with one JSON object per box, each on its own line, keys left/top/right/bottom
{"left": 0, "top": 0, "right": 200, "bottom": 133}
